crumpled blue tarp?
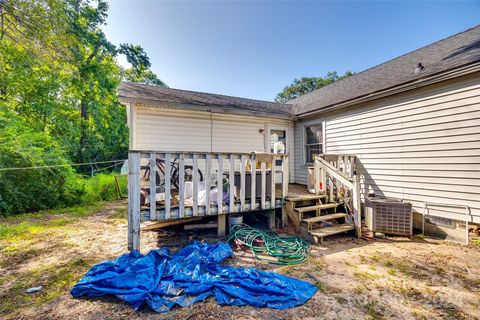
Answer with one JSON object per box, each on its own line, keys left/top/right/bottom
{"left": 71, "top": 241, "right": 317, "bottom": 312}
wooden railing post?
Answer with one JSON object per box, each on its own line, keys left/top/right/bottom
{"left": 192, "top": 154, "right": 199, "bottom": 216}
{"left": 229, "top": 155, "right": 235, "bottom": 213}
{"left": 205, "top": 154, "right": 211, "bottom": 215}
{"left": 250, "top": 155, "right": 256, "bottom": 210}
{"left": 314, "top": 156, "right": 320, "bottom": 195}
{"left": 149, "top": 152, "right": 156, "bottom": 220}
{"left": 352, "top": 175, "right": 362, "bottom": 238}
{"left": 240, "top": 155, "right": 246, "bottom": 211}
{"left": 261, "top": 161, "right": 266, "bottom": 210}
{"left": 217, "top": 154, "right": 223, "bottom": 214}
{"left": 128, "top": 151, "right": 141, "bottom": 251}
{"left": 282, "top": 155, "right": 289, "bottom": 197}
{"left": 281, "top": 155, "right": 288, "bottom": 227}
{"left": 164, "top": 153, "right": 171, "bottom": 219}
{"left": 178, "top": 153, "right": 185, "bottom": 218}
{"left": 271, "top": 156, "right": 276, "bottom": 209}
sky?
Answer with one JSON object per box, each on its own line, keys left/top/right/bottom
{"left": 103, "top": 1, "right": 480, "bottom": 101}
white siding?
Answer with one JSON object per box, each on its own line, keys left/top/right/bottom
{"left": 293, "top": 73, "right": 480, "bottom": 224}
{"left": 131, "top": 105, "right": 295, "bottom": 180}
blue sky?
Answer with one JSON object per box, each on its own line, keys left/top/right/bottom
{"left": 104, "top": 1, "right": 480, "bottom": 101}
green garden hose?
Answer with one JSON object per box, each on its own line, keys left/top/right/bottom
{"left": 227, "top": 223, "right": 310, "bottom": 265}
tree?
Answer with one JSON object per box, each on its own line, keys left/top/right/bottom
{"left": 275, "top": 71, "right": 354, "bottom": 103}
{"left": 0, "top": 0, "right": 167, "bottom": 214}
{"left": 118, "top": 43, "right": 167, "bottom": 86}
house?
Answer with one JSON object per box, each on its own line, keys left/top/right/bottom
{"left": 120, "top": 25, "right": 480, "bottom": 250}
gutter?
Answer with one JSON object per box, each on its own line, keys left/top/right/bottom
{"left": 294, "top": 61, "right": 480, "bottom": 119}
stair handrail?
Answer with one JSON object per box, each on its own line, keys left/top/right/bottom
{"left": 314, "top": 155, "right": 362, "bottom": 238}
{"left": 314, "top": 156, "right": 353, "bottom": 189}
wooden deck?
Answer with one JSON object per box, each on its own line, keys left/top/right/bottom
{"left": 143, "top": 184, "right": 310, "bottom": 219}
{"left": 128, "top": 150, "right": 289, "bottom": 250}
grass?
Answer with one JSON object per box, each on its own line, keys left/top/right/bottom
{"left": 0, "top": 202, "right": 117, "bottom": 317}
{"left": 354, "top": 270, "right": 377, "bottom": 282}
{"left": 313, "top": 280, "right": 329, "bottom": 293}
{"left": 0, "top": 258, "right": 94, "bottom": 315}
{"left": 472, "top": 239, "right": 480, "bottom": 247}
{"left": 0, "top": 202, "right": 104, "bottom": 241}
{"left": 365, "top": 300, "right": 383, "bottom": 319}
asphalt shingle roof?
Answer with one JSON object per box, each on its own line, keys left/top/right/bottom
{"left": 290, "top": 25, "right": 480, "bottom": 116}
{"left": 119, "top": 82, "right": 293, "bottom": 117}
{"left": 119, "top": 25, "right": 480, "bottom": 118}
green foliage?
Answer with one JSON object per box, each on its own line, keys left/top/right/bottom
{"left": 82, "top": 173, "right": 125, "bottom": 203}
{"left": 0, "top": 0, "right": 165, "bottom": 214}
{"left": 119, "top": 43, "right": 168, "bottom": 86}
{"left": 275, "top": 71, "right": 354, "bottom": 103}
{"left": 0, "top": 109, "right": 84, "bottom": 215}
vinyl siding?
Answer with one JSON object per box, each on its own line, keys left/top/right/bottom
{"left": 131, "top": 105, "right": 295, "bottom": 180}
{"left": 293, "top": 73, "right": 480, "bottom": 224}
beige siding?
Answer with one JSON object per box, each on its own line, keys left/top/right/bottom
{"left": 131, "top": 105, "right": 295, "bottom": 180}
{"left": 294, "top": 73, "right": 480, "bottom": 224}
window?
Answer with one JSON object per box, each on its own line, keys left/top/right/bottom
{"left": 305, "top": 125, "right": 323, "bottom": 163}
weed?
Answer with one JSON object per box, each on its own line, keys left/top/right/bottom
{"left": 387, "top": 269, "right": 396, "bottom": 276}
{"left": 370, "top": 253, "right": 381, "bottom": 263}
{"left": 314, "top": 280, "right": 329, "bottom": 293}
{"left": 0, "top": 203, "right": 104, "bottom": 242}
{"left": 334, "top": 295, "right": 348, "bottom": 304}
{"left": 365, "top": 300, "right": 383, "bottom": 319}
{"left": 353, "top": 284, "right": 367, "bottom": 294}
{"left": 354, "top": 271, "right": 376, "bottom": 282}
{"left": 0, "top": 257, "right": 93, "bottom": 316}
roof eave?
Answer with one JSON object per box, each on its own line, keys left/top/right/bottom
{"left": 118, "top": 96, "right": 296, "bottom": 120}
{"left": 294, "top": 61, "right": 480, "bottom": 118}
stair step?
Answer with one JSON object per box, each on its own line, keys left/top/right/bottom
{"left": 302, "top": 213, "right": 348, "bottom": 224}
{"left": 285, "top": 194, "right": 327, "bottom": 202}
{"left": 310, "top": 224, "right": 355, "bottom": 238}
{"left": 294, "top": 203, "right": 339, "bottom": 213}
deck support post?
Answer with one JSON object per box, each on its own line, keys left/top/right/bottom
{"left": 128, "top": 152, "right": 141, "bottom": 251}
{"left": 217, "top": 214, "right": 226, "bottom": 237}
{"left": 269, "top": 209, "right": 276, "bottom": 229}
{"left": 352, "top": 175, "right": 362, "bottom": 238}
{"left": 281, "top": 155, "right": 288, "bottom": 227}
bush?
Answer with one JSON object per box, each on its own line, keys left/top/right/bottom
{"left": 81, "top": 173, "right": 123, "bottom": 203}
{"left": 0, "top": 118, "right": 86, "bottom": 215}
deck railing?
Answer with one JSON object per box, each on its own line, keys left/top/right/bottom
{"left": 313, "top": 154, "right": 362, "bottom": 237}
{"left": 128, "top": 150, "right": 289, "bottom": 250}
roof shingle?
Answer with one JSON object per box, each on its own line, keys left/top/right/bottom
{"left": 119, "top": 25, "right": 480, "bottom": 119}
{"left": 290, "top": 25, "right": 480, "bottom": 115}
{"left": 119, "top": 82, "right": 293, "bottom": 117}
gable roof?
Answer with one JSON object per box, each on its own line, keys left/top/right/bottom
{"left": 290, "top": 24, "right": 480, "bottom": 116}
{"left": 119, "top": 25, "right": 480, "bottom": 119}
{"left": 119, "top": 82, "right": 293, "bottom": 119}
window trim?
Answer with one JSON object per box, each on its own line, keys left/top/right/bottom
{"left": 303, "top": 123, "right": 324, "bottom": 165}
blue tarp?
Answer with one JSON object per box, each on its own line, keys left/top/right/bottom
{"left": 71, "top": 242, "right": 317, "bottom": 312}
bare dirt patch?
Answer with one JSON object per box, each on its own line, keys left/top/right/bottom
{"left": 1, "top": 201, "right": 479, "bottom": 319}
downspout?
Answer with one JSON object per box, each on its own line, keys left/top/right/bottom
{"left": 209, "top": 111, "right": 213, "bottom": 153}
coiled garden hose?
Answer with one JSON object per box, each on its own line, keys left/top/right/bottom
{"left": 227, "top": 223, "right": 310, "bottom": 265}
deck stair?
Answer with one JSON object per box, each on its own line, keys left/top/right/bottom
{"left": 284, "top": 187, "right": 355, "bottom": 244}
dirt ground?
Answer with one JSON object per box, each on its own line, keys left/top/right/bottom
{"left": 1, "top": 200, "right": 479, "bottom": 320}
